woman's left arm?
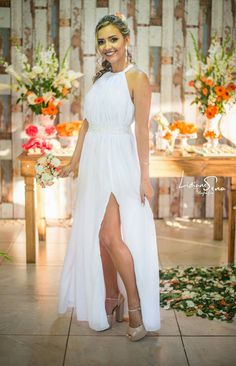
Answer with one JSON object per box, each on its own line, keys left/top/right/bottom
{"left": 133, "top": 71, "right": 154, "bottom": 205}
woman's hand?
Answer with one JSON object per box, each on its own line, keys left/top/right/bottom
{"left": 59, "top": 163, "right": 76, "bottom": 178}
{"left": 140, "top": 177, "right": 154, "bottom": 205}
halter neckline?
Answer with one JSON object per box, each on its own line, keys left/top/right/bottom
{"left": 110, "top": 63, "right": 134, "bottom": 74}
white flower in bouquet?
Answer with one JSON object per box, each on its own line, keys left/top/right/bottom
{"left": 42, "top": 91, "right": 54, "bottom": 104}
{"left": 35, "top": 165, "right": 44, "bottom": 174}
{"left": 32, "top": 65, "right": 43, "bottom": 75}
{"left": 5, "top": 65, "right": 22, "bottom": 81}
{"left": 53, "top": 98, "right": 61, "bottom": 107}
{"left": 27, "top": 92, "right": 38, "bottom": 105}
{"left": 51, "top": 157, "right": 60, "bottom": 167}
{"left": 42, "top": 173, "right": 52, "bottom": 182}
{"left": 67, "top": 69, "right": 83, "bottom": 81}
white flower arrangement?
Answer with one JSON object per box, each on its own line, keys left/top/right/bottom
{"left": 153, "top": 112, "right": 170, "bottom": 130}
{"left": 0, "top": 43, "right": 83, "bottom": 116}
{"left": 35, "top": 153, "right": 61, "bottom": 188}
{"left": 188, "top": 34, "right": 236, "bottom": 118}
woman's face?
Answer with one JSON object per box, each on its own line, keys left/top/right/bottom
{"left": 96, "top": 24, "right": 129, "bottom": 65}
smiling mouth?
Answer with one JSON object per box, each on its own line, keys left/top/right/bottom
{"left": 104, "top": 50, "right": 117, "bottom": 57}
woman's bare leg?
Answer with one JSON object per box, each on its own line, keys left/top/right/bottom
{"left": 99, "top": 193, "right": 143, "bottom": 327}
{"left": 99, "top": 242, "right": 120, "bottom": 314}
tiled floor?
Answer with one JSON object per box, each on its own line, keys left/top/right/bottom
{"left": 0, "top": 218, "right": 235, "bottom": 366}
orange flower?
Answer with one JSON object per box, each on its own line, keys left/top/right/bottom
{"left": 227, "top": 83, "right": 236, "bottom": 91}
{"left": 34, "top": 97, "right": 44, "bottom": 104}
{"left": 42, "top": 107, "right": 48, "bottom": 115}
{"left": 222, "top": 90, "right": 230, "bottom": 100}
{"left": 215, "top": 86, "right": 226, "bottom": 96}
{"left": 205, "top": 105, "right": 218, "bottom": 119}
{"left": 56, "top": 121, "right": 83, "bottom": 136}
{"left": 163, "top": 131, "right": 172, "bottom": 140}
{"left": 188, "top": 80, "right": 195, "bottom": 87}
{"left": 200, "top": 76, "right": 207, "bottom": 83}
{"left": 170, "top": 121, "right": 197, "bottom": 134}
{"left": 220, "top": 299, "right": 227, "bottom": 306}
{"left": 204, "top": 130, "right": 217, "bottom": 139}
{"left": 42, "top": 102, "right": 58, "bottom": 116}
{"left": 47, "top": 102, "right": 58, "bottom": 115}
{"left": 216, "top": 96, "right": 222, "bottom": 102}
{"left": 62, "top": 87, "right": 69, "bottom": 96}
{"left": 202, "top": 88, "right": 208, "bottom": 96}
{"left": 205, "top": 79, "right": 214, "bottom": 87}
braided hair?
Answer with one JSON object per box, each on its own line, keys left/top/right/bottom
{"left": 93, "top": 14, "right": 134, "bottom": 83}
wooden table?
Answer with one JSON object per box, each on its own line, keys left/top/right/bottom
{"left": 18, "top": 150, "right": 236, "bottom": 264}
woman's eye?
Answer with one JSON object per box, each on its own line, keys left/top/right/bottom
{"left": 98, "top": 40, "right": 104, "bottom": 45}
{"left": 111, "top": 37, "right": 118, "bottom": 42}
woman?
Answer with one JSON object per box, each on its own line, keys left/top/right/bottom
{"left": 58, "top": 14, "right": 161, "bottom": 342}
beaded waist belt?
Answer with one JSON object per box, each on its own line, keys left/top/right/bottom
{"left": 87, "top": 124, "right": 132, "bottom": 134}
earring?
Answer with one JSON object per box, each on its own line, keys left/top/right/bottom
{"left": 125, "top": 45, "right": 128, "bottom": 63}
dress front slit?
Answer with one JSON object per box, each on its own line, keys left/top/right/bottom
{"left": 58, "top": 63, "right": 161, "bottom": 332}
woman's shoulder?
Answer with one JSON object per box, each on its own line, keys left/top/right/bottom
{"left": 127, "top": 65, "right": 150, "bottom": 85}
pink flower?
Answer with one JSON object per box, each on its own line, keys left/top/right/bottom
{"left": 25, "top": 125, "right": 39, "bottom": 137}
{"left": 22, "top": 137, "right": 52, "bottom": 153}
{"left": 44, "top": 126, "right": 56, "bottom": 136}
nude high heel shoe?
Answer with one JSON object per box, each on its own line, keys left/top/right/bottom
{"left": 126, "top": 306, "right": 147, "bottom": 341}
{"left": 106, "top": 293, "right": 125, "bottom": 328}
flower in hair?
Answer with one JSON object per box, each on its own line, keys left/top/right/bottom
{"left": 114, "top": 12, "right": 127, "bottom": 22}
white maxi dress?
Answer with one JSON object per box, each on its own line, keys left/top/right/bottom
{"left": 58, "top": 64, "right": 161, "bottom": 332}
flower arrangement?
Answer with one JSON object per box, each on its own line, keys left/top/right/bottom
{"left": 170, "top": 121, "right": 198, "bottom": 135}
{"left": 22, "top": 123, "right": 60, "bottom": 154}
{"left": 0, "top": 44, "right": 82, "bottom": 116}
{"left": 35, "top": 153, "right": 61, "bottom": 188}
{"left": 25, "top": 124, "right": 57, "bottom": 138}
{"left": 22, "top": 137, "right": 53, "bottom": 154}
{"left": 55, "top": 121, "right": 83, "bottom": 136}
{"left": 153, "top": 113, "right": 169, "bottom": 130}
{"left": 188, "top": 34, "right": 236, "bottom": 119}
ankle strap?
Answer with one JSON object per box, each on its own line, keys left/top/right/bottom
{"left": 128, "top": 306, "right": 141, "bottom": 312}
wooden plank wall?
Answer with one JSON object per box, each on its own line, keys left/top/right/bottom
{"left": 0, "top": 0, "right": 235, "bottom": 219}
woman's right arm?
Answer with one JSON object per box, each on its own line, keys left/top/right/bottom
{"left": 60, "top": 119, "right": 89, "bottom": 177}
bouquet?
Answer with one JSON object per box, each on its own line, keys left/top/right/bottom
{"left": 0, "top": 43, "right": 83, "bottom": 116}
{"left": 35, "top": 153, "right": 61, "bottom": 188}
{"left": 188, "top": 34, "right": 236, "bottom": 118}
